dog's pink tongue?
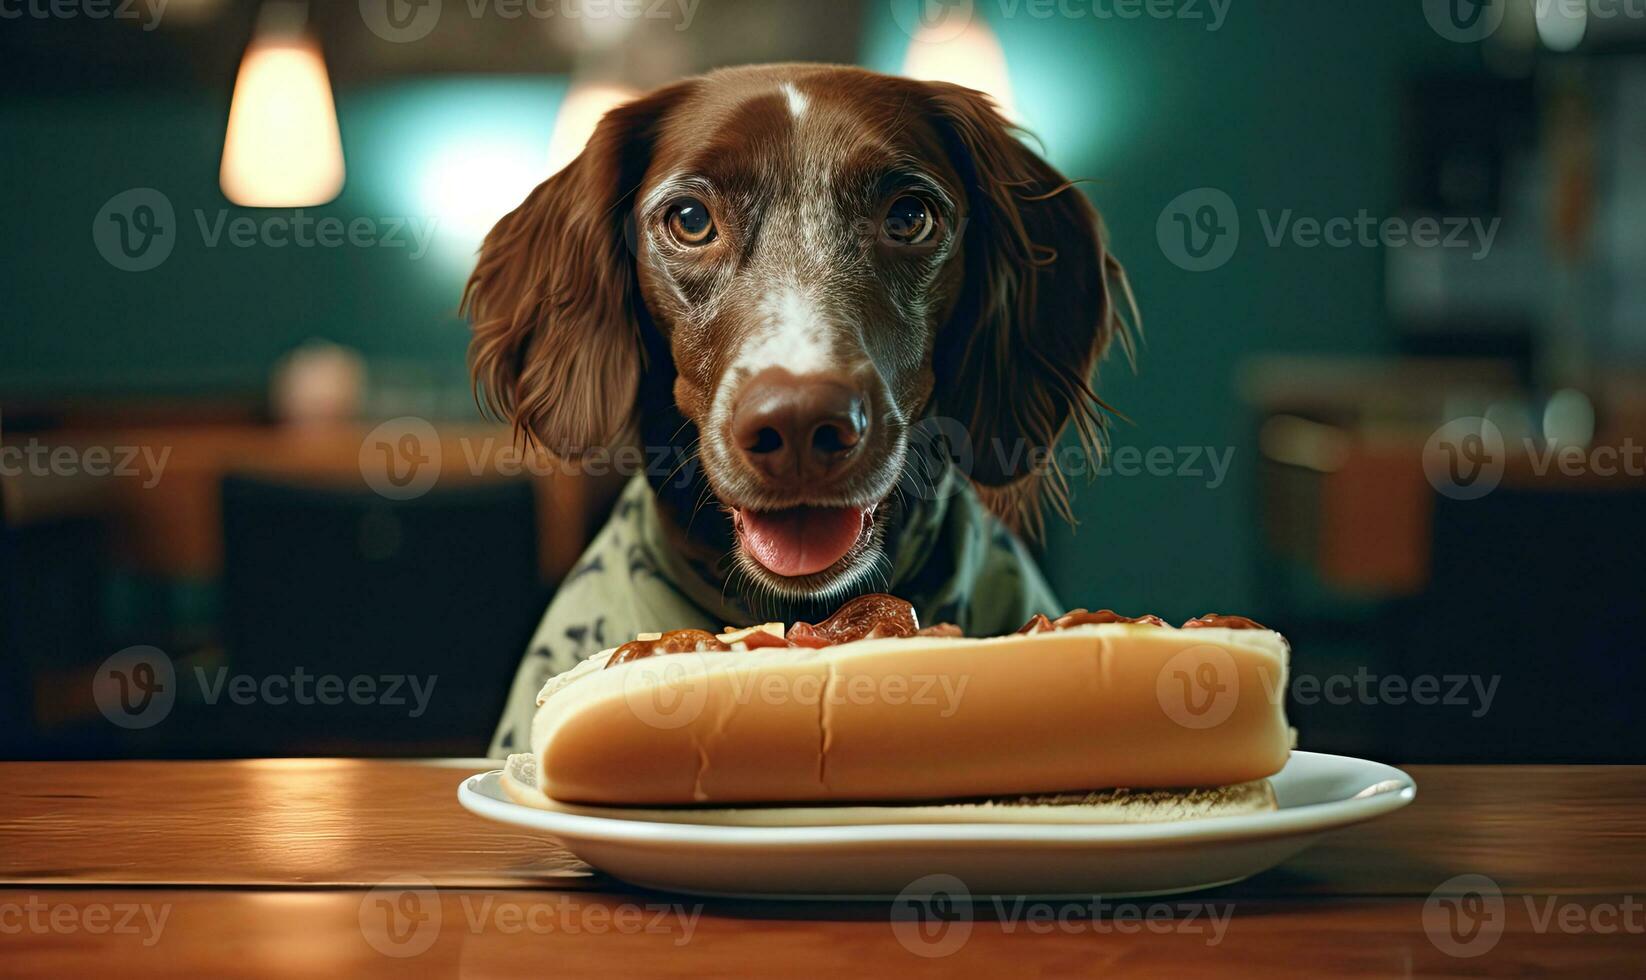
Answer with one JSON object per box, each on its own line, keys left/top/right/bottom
{"left": 739, "top": 506, "right": 865, "bottom": 577}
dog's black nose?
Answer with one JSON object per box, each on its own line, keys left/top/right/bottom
{"left": 732, "top": 368, "right": 870, "bottom": 486}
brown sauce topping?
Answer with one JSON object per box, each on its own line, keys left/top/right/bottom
{"left": 606, "top": 629, "right": 729, "bottom": 668}
{"left": 737, "top": 630, "right": 791, "bottom": 651}
{"left": 1055, "top": 609, "right": 1169, "bottom": 629}
{"left": 605, "top": 594, "right": 928, "bottom": 667}
{"left": 784, "top": 630, "right": 834, "bottom": 649}
{"left": 1181, "top": 614, "right": 1268, "bottom": 630}
{"left": 1017, "top": 613, "right": 1055, "bottom": 634}
{"left": 603, "top": 597, "right": 1269, "bottom": 669}
{"left": 790, "top": 593, "right": 921, "bottom": 644}
{"left": 1021, "top": 610, "right": 1168, "bottom": 632}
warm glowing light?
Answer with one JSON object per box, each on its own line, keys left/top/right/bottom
{"left": 546, "top": 83, "right": 639, "bottom": 175}
{"left": 1543, "top": 389, "right": 1596, "bottom": 448}
{"left": 901, "top": 18, "right": 1017, "bottom": 121}
{"left": 220, "top": 37, "right": 345, "bottom": 207}
{"left": 415, "top": 83, "right": 640, "bottom": 262}
{"left": 1536, "top": 1, "right": 1587, "bottom": 51}
{"left": 419, "top": 136, "right": 546, "bottom": 247}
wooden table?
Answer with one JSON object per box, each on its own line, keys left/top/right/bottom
{"left": 2, "top": 761, "right": 1642, "bottom": 976}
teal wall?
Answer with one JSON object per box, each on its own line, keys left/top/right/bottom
{"left": 868, "top": 1, "right": 1480, "bottom": 616}
{"left": 3, "top": 2, "right": 1480, "bottom": 614}
{"left": 2, "top": 77, "right": 569, "bottom": 398}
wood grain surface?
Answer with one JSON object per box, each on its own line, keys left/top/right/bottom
{"left": 2, "top": 760, "right": 1642, "bottom": 975}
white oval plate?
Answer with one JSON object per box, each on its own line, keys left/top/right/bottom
{"left": 458, "top": 751, "right": 1414, "bottom": 899}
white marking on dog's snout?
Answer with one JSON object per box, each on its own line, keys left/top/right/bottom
{"left": 781, "top": 82, "right": 808, "bottom": 119}
{"left": 744, "top": 284, "right": 831, "bottom": 373}
{"left": 705, "top": 282, "right": 836, "bottom": 474}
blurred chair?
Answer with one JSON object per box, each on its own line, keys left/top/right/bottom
{"left": 0, "top": 475, "right": 111, "bottom": 758}
{"left": 220, "top": 474, "right": 543, "bottom": 756}
{"left": 0, "top": 482, "right": 22, "bottom": 754}
{"left": 1401, "top": 486, "right": 1646, "bottom": 762}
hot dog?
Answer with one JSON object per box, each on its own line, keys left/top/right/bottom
{"left": 505, "top": 595, "right": 1292, "bottom": 814}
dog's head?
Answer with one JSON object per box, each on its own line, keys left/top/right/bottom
{"left": 466, "top": 64, "right": 1133, "bottom": 602}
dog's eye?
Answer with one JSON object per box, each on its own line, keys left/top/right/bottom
{"left": 882, "top": 195, "right": 936, "bottom": 246}
{"left": 667, "top": 199, "right": 716, "bottom": 246}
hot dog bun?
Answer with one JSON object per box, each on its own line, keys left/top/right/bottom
{"left": 500, "top": 753, "right": 1277, "bottom": 825}
{"left": 526, "top": 622, "right": 1290, "bottom": 806}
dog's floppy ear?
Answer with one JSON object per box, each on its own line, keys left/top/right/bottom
{"left": 463, "top": 83, "right": 690, "bottom": 456}
{"left": 924, "top": 82, "right": 1138, "bottom": 529}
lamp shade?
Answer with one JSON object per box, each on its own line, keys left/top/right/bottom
{"left": 219, "top": 35, "right": 345, "bottom": 207}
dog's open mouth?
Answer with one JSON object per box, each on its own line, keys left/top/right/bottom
{"left": 731, "top": 504, "right": 877, "bottom": 578}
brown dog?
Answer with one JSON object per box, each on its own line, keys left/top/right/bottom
{"left": 467, "top": 64, "right": 1135, "bottom": 751}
